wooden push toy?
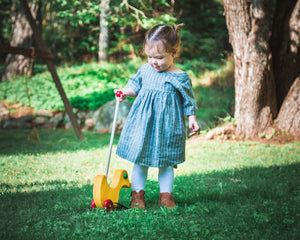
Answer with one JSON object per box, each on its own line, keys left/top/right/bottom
{"left": 92, "top": 91, "right": 131, "bottom": 210}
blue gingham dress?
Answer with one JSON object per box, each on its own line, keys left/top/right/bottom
{"left": 116, "top": 63, "right": 198, "bottom": 168}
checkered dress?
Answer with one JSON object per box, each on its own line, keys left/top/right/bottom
{"left": 116, "top": 63, "right": 198, "bottom": 168}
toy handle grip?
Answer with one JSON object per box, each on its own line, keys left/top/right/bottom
{"left": 115, "top": 90, "right": 123, "bottom": 97}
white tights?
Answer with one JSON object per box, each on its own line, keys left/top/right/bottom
{"left": 131, "top": 164, "right": 174, "bottom": 194}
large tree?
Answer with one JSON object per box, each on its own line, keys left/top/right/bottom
{"left": 223, "top": 0, "right": 300, "bottom": 138}
{"left": 2, "top": 1, "right": 40, "bottom": 81}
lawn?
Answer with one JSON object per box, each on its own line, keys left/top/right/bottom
{"left": 0, "top": 129, "right": 299, "bottom": 239}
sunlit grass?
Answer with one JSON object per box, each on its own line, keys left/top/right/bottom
{"left": 1, "top": 129, "right": 299, "bottom": 239}
{"left": 185, "top": 140, "right": 299, "bottom": 173}
{"left": 193, "top": 55, "right": 235, "bottom": 88}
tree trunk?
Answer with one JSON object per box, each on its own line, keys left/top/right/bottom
{"left": 270, "top": 0, "right": 300, "bottom": 110}
{"left": 271, "top": 0, "right": 300, "bottom": 138}
{"left": 2, "top": 1, "right": 39, "bottom": 81}
{"left": 98, "top": 0, "right": 110, "bottom": 63}
{"left": 277, "top": 76, "right": 300, "bottom": 138}
{"left": 223, "top": 0, "right": 277, "bottom": 137}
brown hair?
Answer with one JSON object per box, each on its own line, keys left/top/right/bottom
{"left": 144, "top": 23, "right": 184, "bottom": 56}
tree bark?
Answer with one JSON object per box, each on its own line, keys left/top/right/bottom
{"left": 2, "top": 1, "right": 39, "bottom": 81}
{"left": 274, "top": 0, "right": 300, "bottom": 138}
{"left": 223, "top": 0, "right": 277, "bottom": 137}
{"left": 277, "top": 76, "right": 300, "bottom": 138}
{"left": 99, "top": 0, "right": 110, "bottom": 63}
{"left": 270, "top": 0, "right": 300, "bottom": 109}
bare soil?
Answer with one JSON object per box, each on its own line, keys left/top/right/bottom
{"left": 189, "top": 123, "right": 299, "bottom": 145}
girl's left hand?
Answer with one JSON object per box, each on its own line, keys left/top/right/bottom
{"left": 188, "top": 115, "right": 200, "bottom": 137}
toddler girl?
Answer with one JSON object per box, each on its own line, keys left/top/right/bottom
{"left": 115, "top": 24, "right": 199, "bottom": 209}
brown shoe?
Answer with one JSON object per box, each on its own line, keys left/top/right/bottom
{"left": 158, "top": 192, "right": 177, "bottom": 210}
{"left": 131, "top": 190, "right": 146, "bottom": 209}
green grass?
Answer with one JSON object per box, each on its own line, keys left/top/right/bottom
{"left": 0, "top": 129, "right": 299, "bottom": 239}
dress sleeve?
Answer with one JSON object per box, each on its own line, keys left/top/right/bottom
{"left": 174, "top": 75, "right": 198, "bottom": 116}
{"left": 125, "top": 65, "right": 143, "bottom": 94}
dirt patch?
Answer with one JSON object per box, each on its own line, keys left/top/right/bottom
{"left": 189, "top": 123, "right": 298, "bottom": 145}
{"left": 8, "top": 103, "right": 36, "bottom": 118}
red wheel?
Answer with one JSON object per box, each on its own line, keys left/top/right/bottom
{"left": 91, "top": 200, "right": 96, "bottom": 209}
{"left": 103, "top": 199, "right": 114, "bottom": 212}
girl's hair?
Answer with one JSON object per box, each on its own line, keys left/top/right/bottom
{"left": 144, "top": 23, "right": 184, "bottom": 56}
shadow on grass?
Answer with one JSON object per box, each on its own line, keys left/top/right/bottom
{"left": 0, "top": 129, "right": 118, "bottom": 155}
{"left": 1, "top": 163, "right": 299, "bottom": 239}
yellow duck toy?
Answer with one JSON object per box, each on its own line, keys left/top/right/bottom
{"left": 93, "top": 169, "right": 131, "bottom": 209}
{"left": 92, "top": 91, "right": 131, "bottom": 210}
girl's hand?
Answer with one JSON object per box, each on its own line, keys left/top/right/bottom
{"left": 114, "top": 88, "right": 138, "bottom": 102}
{"left": 188, "top": 115, "right": 200, "bottom": 137}
{"left": 114, "top": 89, "right": 127, "bottom": 102}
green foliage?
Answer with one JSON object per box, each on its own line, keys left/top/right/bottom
{"left": 195, "top": 86, "right": 235, "bottom": 128}
{"left": 42, "top": 0, "right": 100, "bottom": 62}
{"left": 141, "top": 13, "right": 177, "bottom": 29}
{"left": 0, "top": 0, "right": 230, "bottom": 63}
{"left": 0, "top": 130, "right": 299, "bottom": 239}
{"left": 0, "top": 0, "right": 13, "bottom": 62}
{"left": 0, "top": 72, "right": 65, "bottom": 110}
{"left": 107, "top": 0, "right": 178, "bottom": 60}
{"left": 38, "top": 0, "right": 179, "bottom": 62}
{"left": 180, "top": 31, "right": 225, "bottom": 60}
{"left": 0, "top": 58, "right": 234, "bottom": 129}
{"left": 0, "top": 60, "right": 141, "bottom": 111}
{"left": 0, "top": 58, "right": 235, "bottom": 129}
{"left": 176, "top": 58, "right": 223, "bottom": 77}
{"left": 175, "top": 0, "right": 231, "bottom": 60}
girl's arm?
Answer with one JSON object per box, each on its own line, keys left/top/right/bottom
{"left": 114, "top": 88, "right": 137, "bottom": 102}
{"left": 188, "top": 115, "right": 200, "bottom": 136}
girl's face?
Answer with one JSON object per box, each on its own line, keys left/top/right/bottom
{"left": 145, "top": 41, "right": 174, "bottom": 72}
